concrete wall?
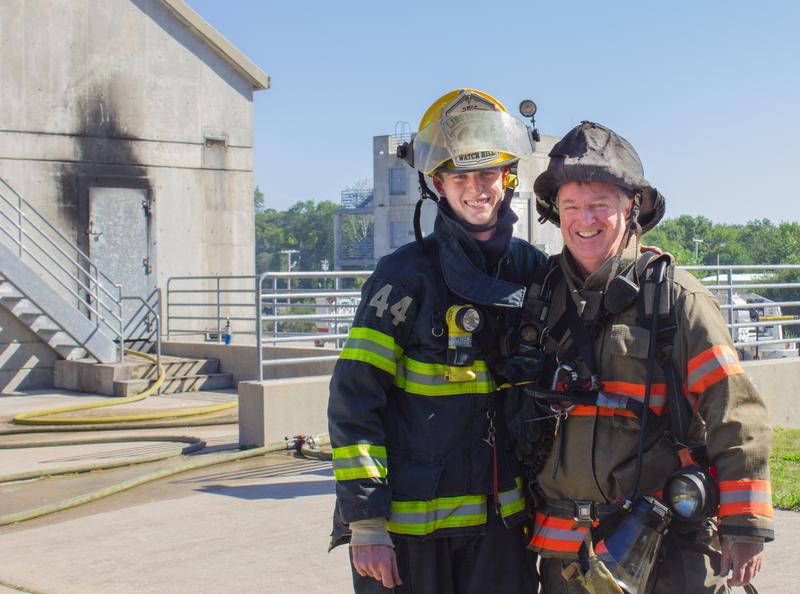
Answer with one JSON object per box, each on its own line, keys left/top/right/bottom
{"left": 239, "top": 376, "right": 331, "bottom": 446}
{"left": 235, "top": 356, "right": 800, "bottom": 448}
{"left": 741, "top": 358, "right": 800, "bottom": 429}
{"left": 0, "top": 0, "right": 262, "bottom": 376}
{"left": 162, "top": 341, "right": 338, "bottom": 383}
{"left": 0, "top": 307, "right": 57, "bottom": 393}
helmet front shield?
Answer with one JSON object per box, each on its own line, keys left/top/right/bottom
{"left": 413, "top": 109, "right": 534, "bottom": 175}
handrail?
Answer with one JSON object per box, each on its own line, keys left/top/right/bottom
{"left": 0, "top": 175, "right": 125, "bottom": 360}
{"left": 121, "top": 289, "right": 162, "bottom": 393}
{"left": 0, "top": 179, "right": 120, "bottom": 290}
{"left": 255, "top": 270, "right": 371, "bottom": 380}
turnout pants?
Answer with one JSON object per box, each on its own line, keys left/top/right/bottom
{"left": 351, "top": 510, "right": 538, "bottom": 594}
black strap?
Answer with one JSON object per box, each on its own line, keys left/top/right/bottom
{"left": 627, "top": 259, "right": 669, "bottom": 501}
{"left": 542, "top": 498, "right": 620, "bottom": 522}
{"left": 563, "top": 290, "right": 601, "bottom": 382}
{"left": 413, "top": 172, "right": 440, "bottom": 249}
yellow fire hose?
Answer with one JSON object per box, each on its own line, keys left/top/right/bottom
{"left": 0, "top": 435, "right": 207, "bottom": 483}
{"left": 0, "top": 349, "right": 332, "bottom": 527}
{"left": 11, "top": 349, "right": 237, "bottom": 426}
{"left": 0, "top": 441, "right": 290, "bottom": 527}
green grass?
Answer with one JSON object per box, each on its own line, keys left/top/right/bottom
{"left": 770, "top": 427, "right": 800, "bottom": 511}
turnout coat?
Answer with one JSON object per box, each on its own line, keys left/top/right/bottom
{"left": 527, "top": 246, "right": 774, "bottom": 559}
{"left": 328, "top": 212, "right": 545, "bottom": 545}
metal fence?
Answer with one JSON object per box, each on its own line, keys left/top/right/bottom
{"left": 686, "top": 264, "right": 800, "bottom": 359}
{"left": 165, "top": 264, "right": 800, "bottom": 379}
{"left": 164, "top": 271, "right": 370, "bottom": 380}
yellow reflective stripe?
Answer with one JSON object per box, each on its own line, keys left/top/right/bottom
{"left": 394, "top": 357, "right": 496, "bottom": 396}
{"left": 388, "top": 494, "right": 487, "bottom": 535}
{"left": 348, "top": 326, "right": 398, "bottom": 350}
{"left": 334, "top": 466, "right": 387, "bottom": 481}
{"left": 394, "top": 377, "right": 496, "bottom": 396}
{"left": 332, "top": 443, "right": 388, "bottom": 481}
{"left": 499, "top": 477, "right": 525, "bottom": 518}
{"left": 332, "top": 444, "right": 387, "bottom": 459}
{"left": 402, "top": 358, "right": 490, "bottom": 375}
{"left": 339, "top": 327, "right": 401, "bottom": 376}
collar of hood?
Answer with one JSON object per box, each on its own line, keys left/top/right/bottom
{"left": 560, "top": 243, "right": 639, "bottom": 292}
{"left": 433, "top": 208, "right": 526, "bottom": 309}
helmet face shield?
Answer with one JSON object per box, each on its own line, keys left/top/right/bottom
{"left": 413, "top": 109, "right": 534, "bottom": 175}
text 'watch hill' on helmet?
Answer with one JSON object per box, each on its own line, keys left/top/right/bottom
{"left": 399, "top": 89, "right": 536, "bottom": 176}
{"left": 533, "top": 121, "right": 666, "bottom": 233}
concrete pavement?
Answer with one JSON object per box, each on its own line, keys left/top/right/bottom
{"left": 0, "top": 390, "right": 796, "bottom": 593}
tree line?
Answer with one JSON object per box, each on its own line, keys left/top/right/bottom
{"left": 644, "top": 216, "right": 800, "bottom": 267}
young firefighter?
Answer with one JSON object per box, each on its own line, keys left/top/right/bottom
{"left": 328, "top": 89, "right": 546, "bottom": 593}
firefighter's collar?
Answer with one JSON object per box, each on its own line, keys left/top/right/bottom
{"left": 561, "top": 244, "right": 638, "bottom": 292}
{"left": 435, "top": 217, "right": 526, "bottom": 309}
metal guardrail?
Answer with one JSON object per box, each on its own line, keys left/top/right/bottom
{"left": 166, "top": 275, "right": 258, "bottom": 341}
{"left": 256, "top": 270, "right": 370, "bottom": 380}
{"left": 166, "top": 264, "right": 800, "bottom": 380}
{"left": 0, "top": 175, "right": 125, "bottom": 360}
{"left": 122, "top": 289, "right": 162, "bottom": 393}
{"left": 684, "top": 264, "right": 800, "bottom": 355}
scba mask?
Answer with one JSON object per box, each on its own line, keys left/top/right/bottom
{"left": 579, "top": 496, "right": 671, "bottom": 594}
{"left": 578, "top": 462, "right": 718, "bottom": 593}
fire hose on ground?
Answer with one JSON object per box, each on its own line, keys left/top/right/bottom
{"left": 0, "top": 350, "right": 332, "bottom": 527}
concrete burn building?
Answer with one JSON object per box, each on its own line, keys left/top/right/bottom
{"left": 0, "top": 0, "right": 269, "bottom": 391}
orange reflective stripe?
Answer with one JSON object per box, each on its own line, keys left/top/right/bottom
{"left": 530, "top": 534, "right": 585, "bottom": 553}
{"left": 603, "top": 381, "right": 666, "bottom": 397}
{"left": 530, "top": 512, "right": 597, "bottom": 554}
{"left": 535, "top": 513, "right": 575, "bottom": 529}
{"left": 718, "top": 479, "right": 774, "bottom": 518}
{"left": 687, "top": 345, "right": 743, "bottom": 392}
{"left": 568, "top": 405, "right": 638, "bottom": 418}
{"left": 719, "top": 502, "right": 774, "bottom": 518}
{"left": 719, "top": 479, "right": 771, "bottom": 493}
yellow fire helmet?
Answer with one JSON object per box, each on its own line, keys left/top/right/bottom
{"left": 406, "top": 89, "right": 535, "bottom": 176}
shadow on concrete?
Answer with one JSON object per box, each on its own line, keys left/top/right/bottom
{"left": 174, "top": 458, "right": 333, "bottom": 484}
{"left": 196, "top": 479, "right": 335, "bottom": 500}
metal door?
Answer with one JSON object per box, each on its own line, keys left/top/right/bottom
{"left": 88, "top": 186, "right": 154, "bottom": 342}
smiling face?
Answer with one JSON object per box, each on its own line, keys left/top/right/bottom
{"left": 433, "top": 167, "right": 507, "bottom": 240}
{"left": 557, "top": 181, "right": 633, "bottom": 277}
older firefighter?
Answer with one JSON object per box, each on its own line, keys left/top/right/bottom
{"left": 508, "top": 121, "right": 773, "bottom": 593}
{"left": 328, "top": 89, "right": 545, "bottom": 593}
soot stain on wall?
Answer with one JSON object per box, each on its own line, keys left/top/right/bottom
{"left": 57, "top": 89, "right": 152, "bottom": 254}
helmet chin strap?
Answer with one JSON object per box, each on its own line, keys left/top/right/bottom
{"left": 413, "top": 171, "right": 516, "bottom": 249}
{"left": 605, "top": 193, "right": 642, "bottom": 290}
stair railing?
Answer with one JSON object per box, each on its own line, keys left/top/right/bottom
{"left": 122, "top": 289, "right": 162, "bottom": 393}
{"left": 0, "top": 175, "right": 124, "bottom": 360}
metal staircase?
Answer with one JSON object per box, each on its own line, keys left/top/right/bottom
{"left": 0, "top": 176, "right": 121, "bottom": 363}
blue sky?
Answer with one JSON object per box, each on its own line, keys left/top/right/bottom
{"left": 186, "top": 0, "right": 799, "bottom": 224}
